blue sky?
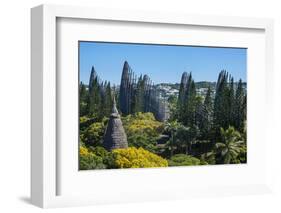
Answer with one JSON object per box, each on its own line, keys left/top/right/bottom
{"left": 79, "top": 41, "right": 247, "bottom": 85}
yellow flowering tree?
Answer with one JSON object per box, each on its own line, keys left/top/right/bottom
{"left": 122, "top": 112, "right": 164, "bottom": 152}
{"left": 79, "top": 146, "right": 106, "bottom": 170}
{"left": 123, "top": 112, "right": 163, "bottom": 136}
{"left": 113, "top": 147, "right": 168, "bottom": 168}
{"left": 82, "top": 121, "right": 105, "bottom": 147}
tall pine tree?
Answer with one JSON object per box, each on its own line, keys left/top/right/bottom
{"left": 88, "top": 76, "right": 102, "bottom": 119}
{"left": 178, "top": 72, "right": 197, "bottom": 127}
{"left": 196, "top": 86, "right": 213, "bottom": 139}
{"left": 79, "top": 82, "right": 89, "bottom": 116}
{"left": 214, "top": 70, "right": 230, "bottom": 133}
{"left": 234, "top": 79, "right": 246, "bottom": 132}
{"left": 104, "top": 82, "right": 113, "bottom": 117}
{"left": 214, "top": 71, "right": 246, "bottom": 139}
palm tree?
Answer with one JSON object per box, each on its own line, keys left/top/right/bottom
{"left": 174, "top": 125, "right": 190, "bottom": 154}
{"left": 215, "top": 126, "right": 244, "bottom": 164}
{"left": 164, "top": 121, "right": 181, "bottom": 157}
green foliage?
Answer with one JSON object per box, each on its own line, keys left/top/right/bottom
{"left": 168, "top": 154, "right": 202, "bottom": 166}
{"left": 176, "top": 125, "right": 199, "bottom": 154}
{"left": 122, "top": 112, "right": 164, "bottom": 152}
{"left": 79, "top": 146, "right": 106, "bottom": 170}
{"left": 164, "top": 121, "right": 199, "bottom": 156}
{"left": 88, "top": 76, "right": 102, "bottom": 119}
{"left": 104, "top": 82, "right": 113, "bottom": 117}
{"left": 127, "top": 134, "right": 158, "bottom": 153}
{"left": 79, "top": 82, "right": 89, "bottom": 116}
{"left": 215, "top": 126, "right": 246, "bottom": 164}
{"left": 113, "top": 147, "right": 168, "bottom": 168}
{"left": 200, "top": 151, "right": 216, "bottom": 165}
{"left": 182, "top": 76, "right": 197, "bottom": 126}
{"left": 79, "top": 66, "right": 247, "bottom": 169}
{"left": 236, "top": 143, "right": 247, "bottom": 163}
{"left": 214, "top": 71, "right": 247, "bottom": 139}
{"left": 214, "top": 71, "right": 231, "bottom": 132}
{"left": 81, "top": 68, "right": 114, "bottom": 119}
{"left": 167, "top": 95, "right": 178, "bottom": 121}
{"left": 233, "top": 79, "right": 247, "bottom": 132}
{"left": 196, "top": 86, "right": 213, "bottom": 139}
{"left": 82, "top": 121, "right": 105, "bottom": 147}
{"left": 164, "top": 121, "right": 182, "bottom": 157}
{"left": 80, "top": 116, "right": 90, "bottom": 124}
{"left": 89, "top": 146, "right": 117, "bottom": 169}
{"left": 79, "top": 146, "right": 118, "bottom": 170}
{"left": 79, "top": 116, "right": 91, "bottom": 131}
{"left": 89, "top": 146, "right": 108, "bottom": 158}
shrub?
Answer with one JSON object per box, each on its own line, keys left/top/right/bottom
{"left": 122, "top": 112, "right": 164, "bottom": 152}
{"left": 89, "top": 146, "right": 117, "bottom": 169}
{"left": 127, "top": 133, "right": 158, "bottom": 153}
{"left": 80, "top": 116, "right": 90, "bottom": 124}
{"left": 168, "top": 154, "right": 201, "bottom": 166}
{"left": 82, "top": 122, "right": 105, "bottom": 147}
{"left": 215, "top": 126, "right": 246, "bottom": 164}
{"left": 89, "top": 146, "right": 108, "bottom": 158}
{"left": 79, "top": 116, "right": 91, "bottom": 132}
{"left": 79, "top": 146, "right": 106, "bottom": 170}
{"left": 123, "top": 112, "right": 164, "bottom": 137}
{"left": 200, "top": 151, "right": 216, "bottom": 165}
{"left": 112, "top": 147, "right": 168, "bottom": 168}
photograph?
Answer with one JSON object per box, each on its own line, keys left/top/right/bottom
{"left": 79, "top": 41, "right": 247, "bottom": 170}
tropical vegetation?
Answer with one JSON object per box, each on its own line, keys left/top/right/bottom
{"left": 79, "top": 64, "right": 247, "bottom": 170}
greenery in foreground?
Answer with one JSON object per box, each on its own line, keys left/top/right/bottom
{"left": 79, "top": 70, "right": 247, "bottom": 170}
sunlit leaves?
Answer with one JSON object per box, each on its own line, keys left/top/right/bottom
{"left": 113, "top": 147, "right": 168, "bottom": 168}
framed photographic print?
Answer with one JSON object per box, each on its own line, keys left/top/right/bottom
{"left": 31, "top": 4, "right": 274, "bottom": 208}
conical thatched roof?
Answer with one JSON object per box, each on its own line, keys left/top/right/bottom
{"left": 103, "top": 97, "right": 128, "bottom": 151}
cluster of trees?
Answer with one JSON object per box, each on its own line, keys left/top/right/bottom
{"left": 80, "top": 146, "right": 112, "bottom": 170}
{"left": 79, "top": 67, "right": 114, "bottom": 120}
{"left": 80, "top": 111, "right": 246, "bottom": 170}
{"left": 174, "top": 70, "right": 246, "bottom": 141}
{"left": 113, "top": 147, "right": 168, "bottom": 168}
{"left": 164, "top": 70, "right": 247, "bottom": 165}
{"left": 122, "top": 112, "right": 164, "bottom": 153}
{"left": 80, "top": 112, "right": 168, "bottom": 169}
{"left": 168, "top": 154, "right": 203, "bottom": 166}
{"left": 79, "top": 66, "right": 247, "bottom": 170}
{"left": 80, "top": 145, "right": 168, "bottom": 170}
{"left": 214, "top": 71, "right": 246, "bottom": 133}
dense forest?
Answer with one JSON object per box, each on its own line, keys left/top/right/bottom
{"left": 79, "top": 61, "right": 247, "bottom": 170}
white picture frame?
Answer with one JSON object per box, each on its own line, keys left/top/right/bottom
{"left": 31, "top": 4, "right": 274, "bottom": 208}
